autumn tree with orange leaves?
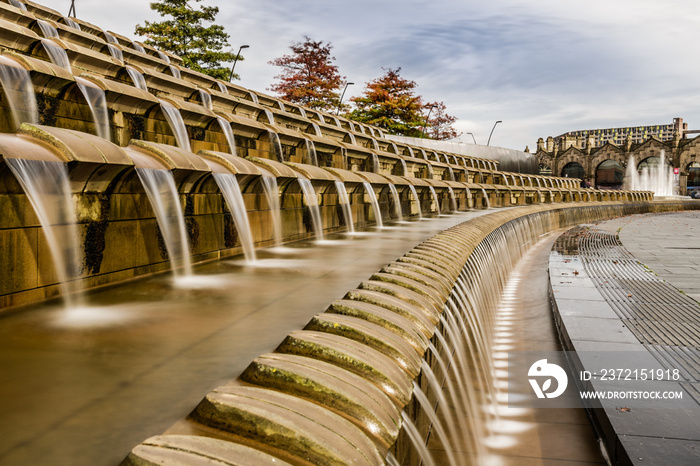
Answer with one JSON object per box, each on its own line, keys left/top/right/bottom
{"left": 268, "top": 36, "right": 345, "bottom": 112}
{"left": 424, "top": 101, "right": 461, "bottom": 140}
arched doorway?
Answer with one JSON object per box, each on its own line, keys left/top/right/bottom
{"left": 687, "top": 162, "right": 700, "bottom": 198}
{"left": 595, "top": 159, "right": 624, "bottom": 189}
{"left": 561, "top": 162, "right": 584, "bottom": 181}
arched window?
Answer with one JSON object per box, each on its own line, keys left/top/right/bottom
{"left": 561, "top": 162, "right": 584, "bottom": 180}
{"left": 595, "top": 159, "right": 624, "bottom": 189}
{"left": 687, "top": 162, "right": 700, "bottom": 197}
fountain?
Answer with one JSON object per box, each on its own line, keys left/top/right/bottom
{"left": 407, "top": 184, "right": 423, "bottom": 219}
{"left": 217, "top": 117, "right": 236, "bottom": 155}
{"left": 76, "top": 77, "right": 110, "bottom": 141}
{"left": 297, "top": 177, "right": 324, "bottom": 240}
{"left": 159, "top": 100, "right": 191, "bottom": 152}
{"left": 260, "top": 174, "right": 283, "bottom": 246}
{"left": 198, "top": 89, "right": 213, "bottom": 111}
{"left": 64, "top": 17, "right": 81, "bottom": 30}
{"left": 41, "top": 39, "right": 72, "bottom": 72}
{"left": 388, "top": 183, "right": 403, "bottom": 220}
{"left": 126, "top": 66, "right": 148, "bottom": 91}
{"left": 213, "top": 173, "right": 256, "bottom": 262}
{"left": 625, "top": 151, "right": 676, "bottom": 197}
{"left": 335, "top": 180, "right": 354, "bottom": 233}
{"left": 362, "top": 182, "right": 383, "bottom": 228}
{"left": 267, "top": 130, "right": 284, "bottom": 162}
{"left": 135, "top": 168, "right": 192, "bottom": 276}
{"left": 0, "top": 57, "right": 38, "bottom": 129}
{"left": 37, "top": 19, "right": 60, "bottom": 39}
{"left": 107, "top": 44, "right": 124, "bottom": 62}
{"left": 5, "top": 158, "right": 81, "bottom": 307}
{"left": 303, "top": 138, "right": 318, "bottom": 166}
{"left": 428, "top": 185, "right": 441, "bottom": 214}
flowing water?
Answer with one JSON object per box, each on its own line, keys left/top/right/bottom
{"left": 213, "top": 173, "right": 256, "bottom": 262}
{"left": 447, "top": 186, "right": 458, "bottom": 211}
{"left": 169, "top": 65, "right": 181, "bottom": 79}
{"left": 135, "top": 167, "right": 192, "bottom": 276}
{"left": 5, "top": 158, "right": 81, "bottom": 308}
{"left": 407, "top": 184, "right": 423, "bottom": 219}
{"left": 217, "top": 117, "right": 236, "bottom": 155}
{"left": 107, "top": 44, "right": 123, "bottom": 62}
{"left": 263, "top": 109, "right": 275, "bottom": 125}
{"left": 104, "top": 31, "right": 119, "bottom": 45}
{"left": 126, "top": 66, "right": 148, "bottom": 91}
{"left": 159, "top": 100, "right": 191, "bottom": 152}
{"left": 37, "top": 19, "right": 59, "bottom": 38}
{"left": 310, "top": 122, "right": 322, "bottom": 137}
{"left": 0, "top": 57, "right": 38, "bottom": 129}
{"left": 303, "top": 139, "right": 318, "bottom": 166}
{"left": 388, "top": 183, "right": 403, "bottom": 220}
{"left": 297, "top": 177, "right": 324, "bottom": 240}
{"left": 334, "top": 180, "right": 354, "bottom": 233}
{"left": 198, "top": 89, "right": 212, "bottom": 111}
{"left": 261, "top": 174, "right": 283, "bottom": 246}
{"left": 76, "top": 77, "right": 110, "bottom": 141}
{"left": 480, "top": 187, "right": 491, "bottom": 209}
{"left": 41, "top": 39, "right": 71, "bottom": 72}
{"left": 370, "top": 152, "right": 379, "bottom": 173}
{"left": 267, "top": 131, "right": 284, "bottom": 162}
{"left": 428, "top": 185, "right": 441, "bottom": 214}
{"left": 625, "top": 151, "right": 675, "bottom": 196}
{"left": 363, "top": 182, "right": 383, "bottom": 228}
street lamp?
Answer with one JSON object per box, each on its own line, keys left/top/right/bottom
{"left": 68, "top": 0, "right": 76, "bottom": 16}
{"left": 487, "top": 120, "right": 502, "bottom": 146}
{"left": 229, "top": 45, "right": 249, "bottom": 82}
{"left": 421, "top": 104, "right": 437, "bottom": 138}
{"left": 466, "top": 132, "right": 477, "bottom": 144}
{"left": 336, "top": 81, "right": 354, "bottom": 115}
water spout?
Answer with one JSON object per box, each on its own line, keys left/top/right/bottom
{"left": 261, "top": 174, "right": 283, "bottom": 246}
{"left": 266, "top": 130, "right": 284, "bottom": 162}
{"left": 37, "top": 19, "right": 59, "bottom": 39}
{"left": 217, "top": 117, "right": 236, "bottom": 155}
{"left": 159, "top": 100, "right": 191, "bottom": 152}
{"left": 334, "top": 181, "right": 354, "bottom": 234}
{"left": 297, "top": 177, "right": 324, "bottom": 240}
{"left": 126, "top": 66, "right": 148, "bottom": 91}
{"left": 5, "top": 158, "right": 81, "bottom": 307}
{"left": 213, "top": 173, "right": 256, "bottom": 262}
{"left": 0, "top": 57, "right": 38, "bottom": 129}
{"left": 388, "top": 183, "right": 403, "bottom": 220}
{"left": 428, "top": 185, "right": 440, "bottom": 214}
{"left": 76, "top": 77, "right": 110, "bottom": 141}
{"left": 625, "top": 151, "right": 675, "bottom": 197}
{"left": 136, "top": 168, "right": 192, "bottom": 276}
{"left": 363, "top": 182, "right": 383, "bottom": 228}
{"left": 107, "top": 44, "right": 123, "bottom": 62}
{"left": 407, "top": 184, "right": 423, "bottom": 219}
{"left": 41, "top": 39, "right": 71, "bottom": 72}
{"left": 303, "top": 139, "right": 318, "bottom": 166}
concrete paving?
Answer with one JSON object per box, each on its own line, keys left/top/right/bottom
{"left": 549, "top": 210, "right": 700, "bottom": 465}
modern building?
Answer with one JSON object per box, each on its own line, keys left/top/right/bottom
{"left": 545, "top": 118, "right": 687, "bottom": 151}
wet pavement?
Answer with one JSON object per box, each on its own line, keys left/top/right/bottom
{"left": 549, "top": 210, "right": 700, "bottom": 465}
{"left": 0, "top": 212, "right": 492, "bottom": 466}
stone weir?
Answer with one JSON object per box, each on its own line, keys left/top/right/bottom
{"left": 0, "top": 0, "right": 655, "bottom": 310}
{"left": 121, "top": 200, "right": 700, "bottom": 465}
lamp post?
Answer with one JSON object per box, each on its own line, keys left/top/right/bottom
{"left": 336, "top": 81, "right": 354, "bottom": 115}
{"left": 421, "top": 104, "right": 436, "bottom": 138}
{"left": 68, "top": 0, "right": 76, "bottom": 16}
{"left": 487, "top": 120, "right": 502, "bottom": 146}
{"left": 466, "top": 132, "right": 477, "bottom": 144}
{"left": 229, "top": 45, "right": 249, "bottom": 82}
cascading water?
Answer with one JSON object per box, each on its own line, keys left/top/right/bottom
{"left": 407, "top": 184, "right": 423, "bottom": 219}
{"left": 5, "top": 158, "right": 81, "bottom": 307}
{"left": 136, "top": 168, "right": 192, "bottom": 276}
{"left": 104, "top": 31, "right": 119, "bottom": 45}
{"left": 388, "top": 183, "right": 403, "bottom": 220}
{"left": 267, "top": 131, "right": 284, "bottom": 162}
{"left": 480, "top": 187, "right": 491, "bottom": 209}
{"left": 447, "top": 186, "right": 458, "bottom": 211}
{"left": 260, "top": 174, "right": 283, "bottom": 246}
{"left": 37, "top": 19, "right": 59, "bottom": 38}
{"left": 213, "top": 173, "right": 256, "bottom": 262}
{"left": 64, "top": 17, "right": 81, "bottom": 30}
{"left": 370, "top": 153, "right": 379, "bottom": 173}
{"left": 159, "top": 100, "right": 191, "bottom": 152}
{"left": 216, "top": 81, "right": 228, "bottom": 94}
{"left": 107, "top": 44, "right": 123, "bottom": 62}
{"left": 310, "top": 122, "right": 322, "bottom": 137}
{"left": 9, "top": 0, "right": 27, "bottom": 11}
{"left": 157, "top": 50, "right": 170, "bottom": 64}
{"left": 362, "top": 182, "right": 383, "bottom": 228}
{"left": 428, "top": 185, "right": 440, "bottom": 214}
{"left": 248, "top": 91, "right": 259, "bottom": 104}
{"left": 263, "top": 109, "right": 275, "bottom": 125}
{"left": 297, "top": 177, "right": 324, "bottom": 240}
{"left": 76, "top": 77, "right": 110, "bottom": 141}
{"left": 625, "top": 151, "right": 675, "bottom": 197}
{"left": 198, "top": 90, "right": 212, "bottom": 111}
{"left": 399, "top": 159, "right": 408, "bottom": 176}
{"left": 41, "top": 39, "right": 71, "bottom": 72}
{"left": 303, "top": 139, "right": 318, "bottom": 166}
{"left": 334, "top": 181, "right": 354, "bottom": 234}
{"left": 0, "top": 56, "right": 38, "bottom": 129}
{"left": 126, "top": 66, "right": 148, "bottom": 91}
{"left": 132, "top": 42, "right": 145, "bottom": 53}
{"left": 169, "top": 66, "right": 181, "bottom": 79}
{"left": 217, "top": 117, "right": 236, "bottom": 155}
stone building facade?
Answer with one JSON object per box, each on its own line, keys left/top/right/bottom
{"left": 535, "top": 133, "right": 700, "bottom": 195}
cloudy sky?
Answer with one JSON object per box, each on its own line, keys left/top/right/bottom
{"left": 66, "top": 0, "right": 700, "bottom": 151}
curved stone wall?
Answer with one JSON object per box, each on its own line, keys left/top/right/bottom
{"left": 121, "top": 200, "right": 699, "bottom": 464}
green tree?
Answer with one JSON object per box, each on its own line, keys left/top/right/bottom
{"left": 268, "top": 36, "right": 344, "bottom": 111}
{"left": 424, "top": 101, "right": 461, "bottom": 140}
{"left": 347, "top": 67, "right": 426, "bottom": 137}
{"left": 134, "top": 0, "right": 240, "bottom": 80}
